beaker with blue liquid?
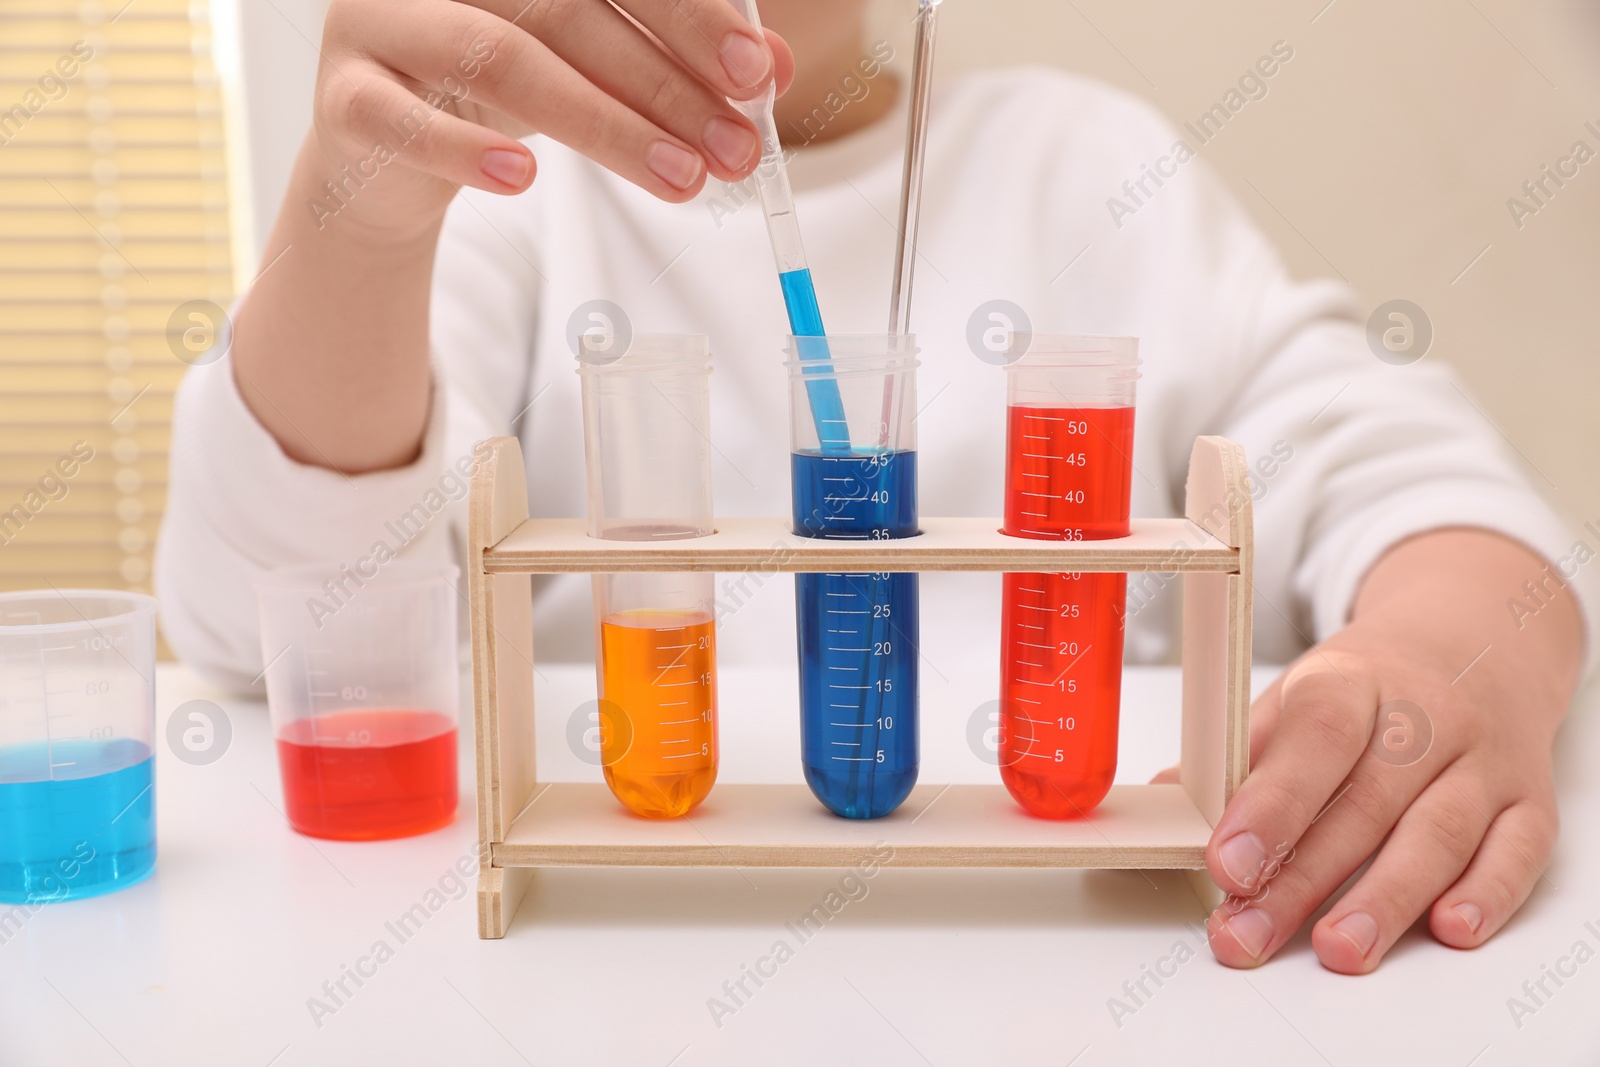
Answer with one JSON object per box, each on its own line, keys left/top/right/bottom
{"left": 787, "top": 335, "right": 920, "bottom": 819}
{"left": 0, "top": 590, "right": 157, "bottom": 903}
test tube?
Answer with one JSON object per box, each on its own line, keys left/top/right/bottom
{"left": 997, "top": 335, "right": 1139, "bottom": 818}
{"left": 788, "top": 335, "right": 920, "bottom": 819}
{"left": 580, "top": 335, "right": 719, "bottom": 819}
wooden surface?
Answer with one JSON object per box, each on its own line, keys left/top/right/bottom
{"left": 1186, "top": 869, "right": 1228, "bottom": 912}
{"left": 469, "top": 436, "right": 540, "bottom": 938}
{"left": 1179, "top": 437, "right": 1255, "bottom": 829}
{"left": 475, "top": 865, "right": 535, "bottom": 940}
{"left": 483, "top": 516, "right": 1239, "bottom": 574}
{"left": 493, "top": 783, "right": 1214, "bottom": 870}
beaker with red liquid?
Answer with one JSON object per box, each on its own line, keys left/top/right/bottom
{"left": 254, "top": 560, "right": 461, "bottom": 840}
{"left": 997, "top": 335, "right": 1139, "bottom": 818}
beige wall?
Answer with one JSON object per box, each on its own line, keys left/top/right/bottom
{"left": 921, "top": 0, "right": 1600, "bottom": 527}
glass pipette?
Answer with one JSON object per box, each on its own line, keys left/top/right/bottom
{"left": 889, "top": 0, "right": 942, "bottom": 336}
{"left": 881, "top": 0, "right": 943, "bottom": 445}
{"left": 727, "top": 0, "right": 851, "bottom": 454}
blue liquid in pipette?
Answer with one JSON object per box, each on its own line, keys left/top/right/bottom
{"left": 792, "top": 449, "right": 919, "bottom": 818}
{"left": 0, "top": 738, "right": 156, "bottom": 904}
{"left": 778, "top": 267, "right": 826, "bottom": 336}
{"left": 779, "top": 269, "right": 851, "bottom": 454}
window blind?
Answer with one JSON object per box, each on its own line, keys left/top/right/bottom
{"left": 0, "top": 0, "right": 232, "bottom": 605}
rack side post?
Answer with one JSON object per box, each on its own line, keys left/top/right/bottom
{"left": 470, "top": 436, "right": 538, "bottom": 938}
{"left": 1179, "top": 437, "right": 1254, "bottom": 909}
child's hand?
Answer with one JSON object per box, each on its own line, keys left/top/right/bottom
{"left": 309, "top": 0, "right": 792, "bottom": 234}
{"left": 1189, "top": 530, "right": 1584, "bottom": 973}
{"left": 233, "top": 0, "right": 792, "bottom": 472}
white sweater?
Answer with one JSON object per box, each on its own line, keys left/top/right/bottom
{"left": 156, "top": 68, "right": 1585, "bottom": 691}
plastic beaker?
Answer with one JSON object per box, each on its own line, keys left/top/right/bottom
{"left": 580, "top": 335, "right": 719, "bottom": 819}
{"left": 997, "top": 335, "right": 1139, "bottom": 818}
{"left": 253, "top": 560, "right": 460, "bottom": 840}
{"left": 0, "top": 590, "right": 158, "bottom": 903}
{"left": 786, "top": 335, "right": 920, "bottom": 819}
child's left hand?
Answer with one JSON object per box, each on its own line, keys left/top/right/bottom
{"left": 1163, "top": 529, "right": 1585, "bottom": 973}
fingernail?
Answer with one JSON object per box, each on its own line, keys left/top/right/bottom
{"left": 719, "top": 31, "right": 770, "bottom": 88}
{"left": 481, "top": 148, "right": 529, "bottom": 188}
{"left": 1331, "top": 911, "right": 1380, "bottom": 958}
{"left": 1220, "top": 907, "right": 1274, "bottom": 959}
{"left": 702, "top": 116, "right": 759, "bottom": 172}
{"left": 1453, "top": 901, "right": 1484, "bottom": 934}
{"left": 1217, "top": 831, "right": 1268, "bottom": 891}
{"left": 646, "top": 140, "right": 703, "bottom": 191}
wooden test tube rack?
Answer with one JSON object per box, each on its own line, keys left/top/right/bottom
{"left": 469, "top": 435, "right": 1253, "bottom": 938}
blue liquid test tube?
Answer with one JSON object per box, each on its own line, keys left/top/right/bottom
{"left": 787, "top": 337, "right": 921, "bottom": 819}
{"left": 726, "top": 2, "right": 918, "bottom": 813}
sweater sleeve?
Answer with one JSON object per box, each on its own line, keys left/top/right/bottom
{"left": 154, "top": 186, "right": 541, "bottom": 692}
{"left": 1073, "top": 88, "right": 1594, "bottom": 667}
{"left": 1218, "top": 304, "right": 1587, "bottom": 665}
{"left": 153, "top": 357, "right": 496, "bottom": 692}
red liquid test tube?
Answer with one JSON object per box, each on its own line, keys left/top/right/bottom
{"left": 997, "top": 336, "right": 1139, "bottom": 818}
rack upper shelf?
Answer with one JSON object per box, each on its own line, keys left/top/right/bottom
{"left": 482, "top": 516, "right": 1239, "bottom": 574}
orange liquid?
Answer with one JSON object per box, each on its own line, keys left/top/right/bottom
{"left": 598, "top": 610, "right": 718, "bottom": 818}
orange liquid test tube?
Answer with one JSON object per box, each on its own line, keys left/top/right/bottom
{"left": 579, "top": 334, "right": 721, "bottom": 819}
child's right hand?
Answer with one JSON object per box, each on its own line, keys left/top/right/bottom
{"left": 309, "top": 0, "right": 792, "bottom": 236}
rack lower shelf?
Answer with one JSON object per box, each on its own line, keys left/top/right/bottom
{"left": 491, "top": 782, "right": 1214, "bottom": 870}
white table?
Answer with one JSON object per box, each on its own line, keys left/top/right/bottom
{"left": 3, "top": 662, "right": 1597, "bottom": 1066}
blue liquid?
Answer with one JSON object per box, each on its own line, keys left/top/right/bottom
{"left": 792, "top": 449, "right": 919, "bottom": 818}
{"left": 778, "top": 267, "right": 826, "bottom": 337}
{"left": 778, "top": 268, "right": 851, "bottom": 454}
{"left": 0, "top": 739, "right": 156, "bottom": 904}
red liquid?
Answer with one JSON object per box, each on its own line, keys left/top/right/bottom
{"left": 1003, "top": 405, "right": 1134, "bottom": 539}
{"left": 999, "top": 405, "right": 1134, "bottom": 818}
{"left": 275, "top": 709, "right": 458, "bottom": 840}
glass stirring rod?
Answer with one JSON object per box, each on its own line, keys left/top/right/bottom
{"left": 726, "top": 0, "right": 850, "bottom": 453}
